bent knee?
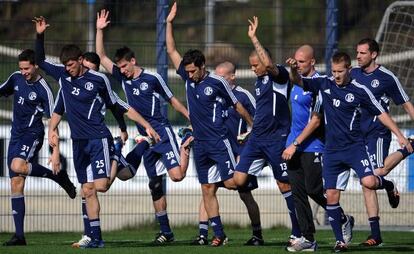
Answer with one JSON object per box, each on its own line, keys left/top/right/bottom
{"left": 361, "top": 176, "right": 377, "bottom": 189}
{"left": 233, "top": 172, "right": 247, "bottom": 187}
{"left": 277, "top": 181, "right": 291, "bottom": 192}
{"left": 82, "top": 184, "right": 97, "bottom": 197}
{"left": 10, "top": 159, "right": 26, "bottom": 174}
{"left": 168, "top": 168, "right": 184, "bottom": 182}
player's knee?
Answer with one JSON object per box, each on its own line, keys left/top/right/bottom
{"left": 233, "top": 171, "right": 247, "bottom": 187}
{"left": 117, "top": 165, "right": 137, "bottom": 181}
{"left": 276, "top": 180, "right": 291, "bottom": 193}
{"left": 201, "top": 183, "right": 217, "bottom": 197}
{"left": 10, "top": 159, "right": 26, "bottom": 174}
{"left": 149, "top": 176, "right": 164, "bottom": 201}
{"left": 93, "top": 178, "right": 110, "bottom": 192}
{"left": 168, "top": 168, "right": 184, "bottom": 182}
{"left": 82, "top": 184, "right": 96, "bottom": 198}
{"left": 361, "top": 177, "right": 377, "bottom": 189}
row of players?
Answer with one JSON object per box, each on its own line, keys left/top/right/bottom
{"left": 3, "top": 2, "right": 414, "bottom": 252}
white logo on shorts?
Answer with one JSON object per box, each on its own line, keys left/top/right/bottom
{"left": 140, "top": 82, "right": 149, "bottom": 91}
{"left": 204, "top": 86, "right": 213, "bottom": 96}
{"left": 85, "top": 82, "right": 94, "bottom": 91}
{"left": 371, "top": 79, "right": 380, "bottom": 88}
{"left": 364, "top": 167, "right": 371, "bottom": 173}
{"left": 98, "top": 169, "right": 105, "bottom": 174}
{"left": 345, "top": 93, "right": 354, "bottom": 103}
{"left": 28, "top": 92, "right": 37, "bottom": 100}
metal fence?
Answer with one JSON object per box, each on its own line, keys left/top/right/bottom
{"left": 1, "top": 0, "right": 414, "bottom": 232}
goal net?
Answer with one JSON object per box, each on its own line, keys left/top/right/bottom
{"left": 375, "top": 1, "right": 414, "bottom": 128}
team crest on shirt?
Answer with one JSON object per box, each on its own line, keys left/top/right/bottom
{"left": 140, "top": 82, "right": 149, "bottom": 91}
{"left": 345, "top": 93, "right": 354, "bottom": 103}
{"left": 204, "top": 86, "right": 213, "bottom": 96}
{"left": 84, "top": 82, "right": 94, "bottom": 91}
{"left": 28, "top": 92, "right": 37, "bottom": 100}
{"left": 371, "top": 79, "right": 380, "bottom": 88}
{"left": 262, "top": 75, "right": 269, "bottom": 84}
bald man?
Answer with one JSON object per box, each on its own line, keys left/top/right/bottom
{"left": 283, "top": 45, "right": 352, "bottom": 252}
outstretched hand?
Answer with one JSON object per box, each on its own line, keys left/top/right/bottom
{"left": 32, "top": 16, "right": 50, "bottom": 34}
{"left": 97, "top": 9, "right": 110, "bottom": 30}
{"left": 166, "top": 2, "right": 177, "bottom": 23}
{"left": 248, "top": 16, "right": 258, "bottom": 38}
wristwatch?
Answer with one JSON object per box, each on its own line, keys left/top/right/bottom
{"left": 293, "top": 139, "right": 300, "bottom": 147}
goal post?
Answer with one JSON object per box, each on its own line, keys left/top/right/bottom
{"left": 375, "top": 1, "right": 414, "bottom": 127}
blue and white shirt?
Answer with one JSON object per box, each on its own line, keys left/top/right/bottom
{"left": 36, "top": 34, "right": 129, "bottom": 139}
{"left": 177, "top": 62, "right": 238, "bottom": 141}
{"left": 287, "top": 72, "right": 324, "bottom": 152}
{"left": 303, "top": 76, "right": 385, "bottom": 151}
{"left": 350, "top": 66, "right": 409, "bottom": 138}
{"left": 0, "top": 72, "right": 54, "bottom": 136}
{"left": 112, "top": 65, "right": 173, "bottom": 134}
{"left": 251, "top": 65, "right": 290, "bottom": 141}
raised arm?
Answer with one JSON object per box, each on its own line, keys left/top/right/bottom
{"left": 33, "top": 16, "right": 50, "bottom": 64}
{"left": 248, "top": 16, "right": 278, "bottom": 77}
{"left": 33, "top": 16, "right": 65, "bottom": 80}
{"left": 96, "top": 9, "right": 115, "bottom": 74}
{"left": 166, "top": 2, "right": 182, "bottom": 70}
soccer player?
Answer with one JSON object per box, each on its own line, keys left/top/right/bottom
{"left": 192, "top": 61, "right": 263, "bottom": 246}
{"left": 166, "top": 2, "right": 253, "bottom": 246}
{"left": 1, "top": 49, "right": 76, "bottom": 246}
{"left": 350, "top": 38, "right": 414, "bottom": 246}
{"left": 33, "top": 16, "right": 159, "bottom": 248}
{"left": 232, "top": 16, "right": 301, "bottom": 247}
{"left": 96, "top": 9, "right": 193, "bottom": 244}
{"left": 71, "top": 51, "right": 130, "bottom": 248}
{"left": 283, "top": 45, "right": 353, "bottom": 252}
{"left": 287, "top": 51, "right": 412, "bottom": 252}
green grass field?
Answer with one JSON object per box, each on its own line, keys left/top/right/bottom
{"left": 1, "top": 226, "right": 414, "bottom": 254}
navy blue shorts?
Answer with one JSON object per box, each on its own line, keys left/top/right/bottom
{"left": 8, "top": 132, "right": 44, "bottom": 178}
{"left": 365, "top": 135, "right": 391, "bottom": 169}
{"left": 143, "top": 125, "right": 181, "bottom": 178}
{"left": 323, "top": 143, "right": 375, "bottom": 190}
{"left": 236, "top": 138, "right": 289, "bottom": 182}
{"left": 193, "top": 138, "right": 237, "bottom": 184}
{"left": 72, "top": 137, "right": 115, "bottom": 184}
